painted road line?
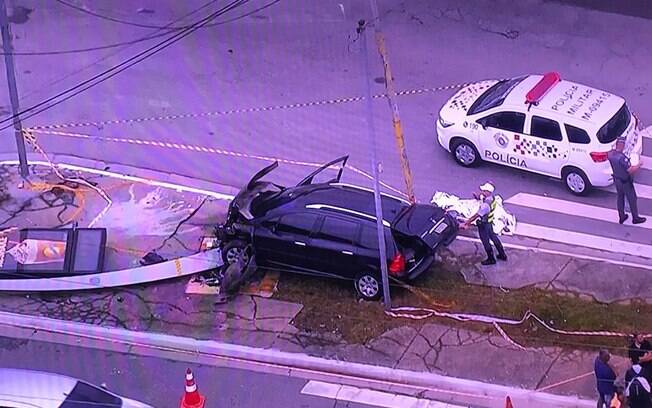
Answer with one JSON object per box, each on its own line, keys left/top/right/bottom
{"left": 514, "top": 223, "right": 652, "bottom": 259}
{"left": 301, "top": 380, "right": 468, "bottom": 408}
{"left": 505, "top": 193, "right": 652, "bottom": 229}
{"left": 641, "top": 155, "right": 652, "bottom": 171}
{"left": 604, "top": 182, "right": 652, "bottom": 200}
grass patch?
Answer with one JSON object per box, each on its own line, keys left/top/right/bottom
{"left": 274, "top": 261, "right": 652, "bottom": 356}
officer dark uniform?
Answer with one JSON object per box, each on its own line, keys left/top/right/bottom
{"left": 608, "top": 137, "right": 645, "bottom": 225}
{"left": 464, "top": 183, "right": 507, "bottom": 266}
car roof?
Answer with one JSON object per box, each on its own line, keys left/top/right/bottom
{"left": 273, "top": 183, "right": 409, "bottom": 222}
{"left": 503, "top": 74, "right": 625, "bottom": 129}
{"left": 0, "top": 368, "right": 76, "bottom": 407}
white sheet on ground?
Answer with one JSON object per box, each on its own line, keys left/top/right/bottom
{"left": 431, "top": 191, "right": 517, "bottom": 235}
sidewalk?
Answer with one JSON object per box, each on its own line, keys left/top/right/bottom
{"left": 0, "top": 158, "right": 648, "bottom": 403}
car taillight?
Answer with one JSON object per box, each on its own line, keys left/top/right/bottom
{"left": 389, "top": 252, "right": 406, "bottom": 276}
{"left": 590, "top": 151, "right": 609, "bottom": 163}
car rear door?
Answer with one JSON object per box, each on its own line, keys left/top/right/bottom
{"left": 522, "top": 115, "right": 569, "bottom": 175}
{"left": 307, "top": 215, "right": 362, "bottom": 279}
{"left": 253, "top": 212, "right": 320, "bottom": 273}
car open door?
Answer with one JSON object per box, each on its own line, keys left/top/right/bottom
{"left": 246, "top": 161, "right": 279, "bottom": 190}
{"left": 296, "top": 156, "right": 349, "bottom": 187}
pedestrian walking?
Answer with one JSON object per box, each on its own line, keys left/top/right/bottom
{"left": 595, "top": 349, "right": 617, "bottom": 408}
{"left": 625, "top": 364, "right": 652, "bottom": 408}
{"left": 462, "top": 182, "right": 507, "bottom": 266}
{"left": 608, "top": 137, "right": 645, "bottom": 225}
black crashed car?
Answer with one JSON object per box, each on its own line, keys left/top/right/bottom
{"left": 216, "top": 156, "right": 458, "bottom": 300}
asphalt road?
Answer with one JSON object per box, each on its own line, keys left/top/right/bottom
{"left": 0, "top": 335, "right": 379, "bottom": 408}
{"left": 1, "top": 0, "right": 651, "bottom": 255}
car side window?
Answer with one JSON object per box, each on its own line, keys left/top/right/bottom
{"left": 314, "top": 216, "right": 360, "bottom": 245}
{"left": 564, "top": 124, "right": 591, "bottom": 144}
{"left": 530, "top": 116, "right": 563, "bottom": 141}
{"left": 477, "top": 111, "right": 525, "bottom": 133}
{"left": 276, "top": 213, "right": 319, "bottom": 236}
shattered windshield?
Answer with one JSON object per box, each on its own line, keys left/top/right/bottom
{"left": 468, "top": 76, "right": 527, "bottom": 115}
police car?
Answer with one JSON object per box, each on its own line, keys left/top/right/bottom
{"left": 436, "top": 72, "right": 643, "bottom": 195}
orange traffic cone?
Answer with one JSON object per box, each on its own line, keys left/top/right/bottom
{"left": 505, "top": 396, "right": 514, "bottom": 408}
{"left": 180, "top": 368, "right": 206, "bottom": 408}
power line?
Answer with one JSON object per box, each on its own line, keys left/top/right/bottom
{"left": 0, "top": 0, "right": 250, "bottom": 130}
{"left": 0, "top": 0, "right": 281, "bottom": 56}
{"left": 18, "top": 0, "right": 222, "bottom": 101}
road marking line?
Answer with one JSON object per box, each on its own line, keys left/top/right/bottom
{"left": 513, "top": 222, "right": 652, "bottom": 259}
{"left": 505, "top": 193, "right": 652, "bottom": 229}
{"left": 641, "top": 155, "right": 652, "bottom": 171}
{"left": 604, "top": 182, "right": 652, "bottom": 200}
{"left": 301, "top": 380, "right": 468, "bottom": 408}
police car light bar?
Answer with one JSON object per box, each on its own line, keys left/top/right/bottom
{"left": 525, "top": 72, "right": 561, "bottom": 105}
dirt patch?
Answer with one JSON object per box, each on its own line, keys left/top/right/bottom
{"left": 274, "top": 260, "right": 652, "bottom": 356}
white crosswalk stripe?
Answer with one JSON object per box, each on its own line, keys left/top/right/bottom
{"left": 641, "top": 155, "right": 652, "bottom": 171}
{"left": 506, "top": 193, "right": 652, "bottom": 229}
{"left": 603, "top": 182, "right": 652, "bottom": 200}
{"left": 512, "top": 223, "right": 652, "bottom": 259}
{"left": 301, "top": 380, "right": 468, "bottom": 408}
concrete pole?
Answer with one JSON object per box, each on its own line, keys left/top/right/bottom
{"left": 0, "top": 0, "right": 29, "bottom": 177}
{"left": 359, "top": 20, "right": 391, "bottom": 310}
{"left": 368, "top": 0, "right": 414, "bottom": 204}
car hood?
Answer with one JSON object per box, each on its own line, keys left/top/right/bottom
{"left": 439, "top": 80, "right": 499, "bottom": 120}
{"left": 392, "top": 204, "right": 457, "bottom": 248}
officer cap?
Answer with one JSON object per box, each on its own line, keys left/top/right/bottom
{"left": 479, "top": 182, "right": 495, "bottom": 193}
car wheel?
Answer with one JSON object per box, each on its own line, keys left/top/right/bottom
{"left": 354, "top": 272, "right": 382, "bottom": 301}
{"left": 562, "top": 167, "right": 591, "bottom": 196}
{"left": 451, "top": 139, "right": 480, "bottom": 167}
{"left": 222, "top": 240, "right": 250, "bottom": 265}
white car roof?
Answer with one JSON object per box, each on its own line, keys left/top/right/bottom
{"left": 503, "top": 74, "right": 626, "bottom": 130}
{"left": 0, "top": 368, "right": 76, "bottom": 408}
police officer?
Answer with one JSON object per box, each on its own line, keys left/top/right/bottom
{"left": 608, "top": 137, "right": 645, "bottom": 225}
{"left": 463, "top": 182, "right": 507, "bottom": 266}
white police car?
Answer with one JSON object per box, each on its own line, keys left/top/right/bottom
{"left": 436, "top": 72, "right": 643, "bottom": 195}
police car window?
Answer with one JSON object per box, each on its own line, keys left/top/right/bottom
{"left": 597, "top": 103, "right": 631, "bottom": 144}
{"left": 479, "top": 112, "right": 525, "bottom": 133}
{"left": 277, "top": 213, "right": 319, "bottom": 236}
{"left": 530, "top": 116, "right": 563, "bottom": 141}
{"left": 467, "top": 76, "right": 527, "bottom": 115}
{"left": 564, "top": 124, "right": 591, "bottom": 144}
{"left": 314, "top": 216, "right": 359, "bottom": 245}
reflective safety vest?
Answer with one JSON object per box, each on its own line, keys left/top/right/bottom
{"left": 478, "top": 196, "right": 498, "bottom": 224}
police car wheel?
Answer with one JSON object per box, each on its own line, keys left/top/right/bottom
{"left": 452, "top": 140, "right": 480, "bottom": 167}
{"left": 563, "top": 167, "right": 591, "bottom": 196}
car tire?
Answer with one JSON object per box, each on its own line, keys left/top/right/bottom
{"left": 222, "top": 239, "right": 250, "bottom": 265}
{"left": 562, "top": 167, "right": 591, "bottom": 196}
{"left": 354, "top": 271, "right": 382, "bottom": 301}
{"left": 451, "top": 139, "right": 481, "bottom": 167}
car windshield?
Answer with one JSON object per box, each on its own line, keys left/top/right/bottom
{"left": 60, "top": 381, "right": 122, "bottom": 408}
{"left": 596, "top": 103, "right": 631, "bottom": 144}
{"left": 468, "top": 76, "right": 527, "bottom": 115}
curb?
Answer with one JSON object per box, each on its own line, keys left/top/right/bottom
{"left": 0, "top": 152, "right": 240, "bottom": 199}
{"left": 0, "top": 311, "right": 594, "bottom": 408}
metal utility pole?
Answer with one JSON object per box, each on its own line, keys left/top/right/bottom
{"left": 358, "top": 19, "right": 391, "bottom": 310}
{"left": 0, "top": 0, "right": 29, "bottom": 177}
{"left": 368, "top": 0, "right": 414, "bottom": 204}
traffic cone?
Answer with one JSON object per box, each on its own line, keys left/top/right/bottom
{"left": 505, "top": 396, "right": 514, "bottom": 408}
{"left": 180, "top": 368, "right": 205, "bottom": 408}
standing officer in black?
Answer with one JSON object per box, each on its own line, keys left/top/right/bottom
{"left": 463, "top": 182, "right": 507, "bottom": 266}
{"left": 608, "top": 137, "right": 645, "bottom": 225}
